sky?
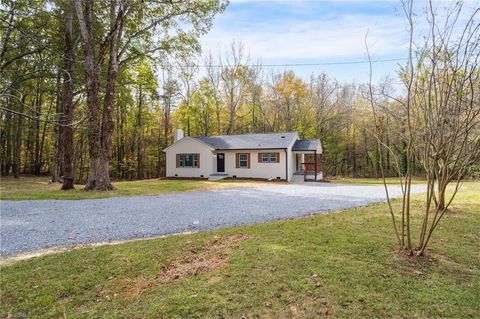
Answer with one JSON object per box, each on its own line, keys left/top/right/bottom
{"left": 198, "top": 0, "right": 477, "bottom": 84}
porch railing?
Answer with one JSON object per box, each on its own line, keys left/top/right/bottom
{"left": 302, "top": 162, "right": 322, "bottom": 180}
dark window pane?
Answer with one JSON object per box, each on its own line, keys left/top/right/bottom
{"left": 185, "top": 154, "right": 192, "bottom": 167}
{"left": 239, "top": 153, "right": 248, "bottom": 167}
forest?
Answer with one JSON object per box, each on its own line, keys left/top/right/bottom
{"left": 0, "top": 0, "right": 478, "bottom": 191}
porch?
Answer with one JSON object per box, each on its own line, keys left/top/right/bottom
{"left": 293, "top": 152, "right": 323, "bottom": 182}
{"left": 291, "top": 139, "right": 323, "bottom": 182}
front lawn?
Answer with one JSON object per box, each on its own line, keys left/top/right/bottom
{"left": 0, "top": 176, "right": 268, "bottom": 200}
{"left": 1, "top": 182, "right": 479, "bottom": 318}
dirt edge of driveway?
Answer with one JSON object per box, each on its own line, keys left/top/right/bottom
{"left": 0, "top": 231, "right": 198, "bottom": 266}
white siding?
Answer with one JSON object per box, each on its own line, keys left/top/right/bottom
{"left": 220, "top": 150, "right": 288, "bottom": 180}
{"left": 165, "top": 137, "right": 301, "bottom": 181}
{"left": 286, "top": 134, "right": 299, "bottom": 181}
{"left": 165, "top": 138, "right": 214, "bottom": 178}
{"left": 288, "top": 149, "right": 296, "bottom": 180}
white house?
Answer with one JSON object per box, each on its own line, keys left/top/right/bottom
{"left": 163, "top": 130, "right": 323, "bottom": 182}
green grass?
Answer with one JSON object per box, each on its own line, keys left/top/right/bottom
{"left": 1, "top": 182, "right": 479, "bottom": 318}
{"left": 0, "top": 176, "right": 268, "bottom": 200}
{"left": 0, "top": 176, "right": 427, "bottom": 200}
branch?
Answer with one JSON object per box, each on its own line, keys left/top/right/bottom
{"left": 0, "top": 49, "right": 43, "bottom": 72}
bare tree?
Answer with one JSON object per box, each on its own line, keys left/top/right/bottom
{"left": 177, "top": 58, "right": 199, "bottom": 135}
{"left": 309, "top": 73, "right": 338, "bottom": 138}
{"left": 246, "top": 61, "right": 264, "bottom": 132}
{"left": 206, "top": 52, "right": 223, "bottom": 134}
{"left": 160, "top": 72, "right": 180, "bottom": 143}
{"left": 367, "top": 0, "right": 480, "bottom": 256}
{"left": 219, "top": 40, "right": 249, "bottom": 135}
{"left": 415, "top": 1, "right": 480, "bottom": 255}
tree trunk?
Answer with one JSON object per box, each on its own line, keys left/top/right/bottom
{"left": 13, "top": 95, "right": 25, "bottom": 178}
{"left": 61, "top": 0, "right": 75, "bottom": 190}
{"left": 157, "top": 125, "right": 163, "bottom": 177}
{"left": 115, "top": 92, "right": 122, "bottom": 178}
{"left": 52, "top": 70, "right": 62, "bottom": 183}
{"left": 75, "top": 0, "right": 118, "bottom": 191}
{"left": 385, "top": 116, "right": 390, "bottom": 174}
{"left": 136, "top": 84, "right": 144, "bottom": 179}
{"left": 38, "top": 100, "right": 53, "bottom": 174}
{"left": 76, "top": 132, "right": 86, "bottom": 183}
{"left": 93, "top": 0, "right": 122, "bottom": 190}
{"left": 1, "top": 111, "right": 13, "bottom": 175}
{"left": 26, "top": 117, "right": 34, "bottom": 173}
{"left": 216, "top": 107, "right": 221, "bottom": 134}
{"left": 437, "top": 179, "right": 446, "bottom": 211}
{"left": 33, "top": 80, "right": 42, "bottom": 174}
{"left": 227, "top": 92, "right": 235, "bottom": 134}
{"left": 85, "top": 156, "right": 112, "bottom": 190}
{"left": 164, "top": 101, "right": 170, "bottom": 145}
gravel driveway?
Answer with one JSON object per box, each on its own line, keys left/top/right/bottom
{"left": 1, "top": 183, "right": 425, "bottom": 256}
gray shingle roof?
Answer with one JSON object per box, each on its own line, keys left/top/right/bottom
{"left": 194, "top": 132, "right": 298, "bottom": 150}
{"left": 292, "top": 139, "right": 320, "bottom": 151}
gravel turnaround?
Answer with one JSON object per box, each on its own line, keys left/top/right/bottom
{"left": 0, "top": 183, "right": 425, "bottom": 256}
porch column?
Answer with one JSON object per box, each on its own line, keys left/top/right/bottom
{"left": 314, "top": 151, "right": 317, "bottom": 180}
{"left": 300, "top": 153, "right": 305, "bottom": 181}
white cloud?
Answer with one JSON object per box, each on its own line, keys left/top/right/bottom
{"left": 200, "top": 13, "right": 409, "bottom": 61}
{"left": 197, "top": 0, "right": 478, "bottom": 83}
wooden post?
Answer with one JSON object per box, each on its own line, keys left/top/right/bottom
{"left": 314, "top": 151, "right": 317, "bottom": 181}
{"left": 304, "top": 162, "right": 307, "bottom": 181}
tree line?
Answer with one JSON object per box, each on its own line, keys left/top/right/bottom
{"left": 0, "top": 0, "right": 226, "bottom": 190}
{"left": 1, "top": 0, "right": 478, "bottom": 193}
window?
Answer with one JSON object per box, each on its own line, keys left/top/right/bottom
{"left": 259, "top": 152, "right": 279, "bottom": 163}
{"left": 236, "top": 153, "right": 250, "bottom": 168}
{"left": 177, "top": 154, "right": 199, "bottom": 168}
{"left": 239, "top": 154, "right": 248, "bottom": 168}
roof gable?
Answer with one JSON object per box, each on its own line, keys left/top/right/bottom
{"left": 162, "top": 136, "right": 214, "bottom": 152}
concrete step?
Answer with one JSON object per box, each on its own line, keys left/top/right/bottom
{"left": 208, "top": 173, "right": 229, "bottom": 181}
{"left": 290, "top": 174, "right": 305, "bottom": 183}
{"left": 291, "top": 171, "right": 324, "bottom": 183}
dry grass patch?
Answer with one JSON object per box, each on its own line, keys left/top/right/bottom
{"left": 120, "top": 234, "right": 249, "bottom": 298}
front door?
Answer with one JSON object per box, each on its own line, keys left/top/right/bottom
{"left": 217, "top": 153, "right": 225, "bottom": 172}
